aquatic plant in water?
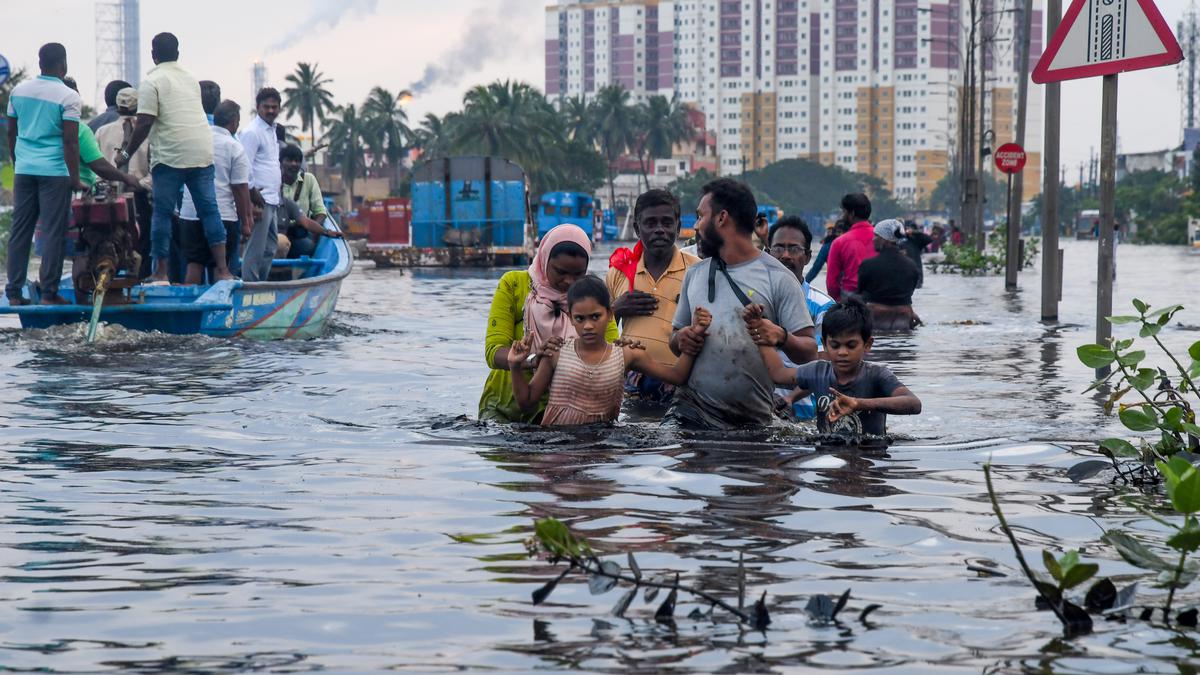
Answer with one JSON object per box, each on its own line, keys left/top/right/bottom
{"left": 927, "top": 227, "right": 1040, "bottom": 276}
{"left": 983, "top": 305, "right": 1200, "bottom": 637}
{"left": 1077, "top": 298, "right": 1200, "bottom": 479}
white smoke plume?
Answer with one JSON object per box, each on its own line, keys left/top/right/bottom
{"left": 408, "top": 0, "right": 532, "bottom": 95}
{"left": 267, "top": 0, "right": 381, "bottom": 53}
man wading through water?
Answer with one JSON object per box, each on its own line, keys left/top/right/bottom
{"left": 607, "top": 189, "right": 699, "bottom": 404}
{"left": 667, "top": 179, "right": 817, "bottom": 429}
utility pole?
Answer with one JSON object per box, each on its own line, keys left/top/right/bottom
{"left": 1040, "top": 0, "right": 1062, "bottom": 321}
{"left": 963, "top": 0, "right": 979, "bottom": 247}
{"left": 1007, "top": 0, "right": 1034, "bottom": 291}
{"left": 1096, "top": 74, "right": 1118, "bottom": 377}
{"left": 976, "top": 23, "right": 991, "bottom": 253}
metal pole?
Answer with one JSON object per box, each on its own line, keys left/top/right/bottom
{"left": 1007, "top": 0, "right": 1034, "bottom": 289}
{"left": 964, "top": 0, "right": 978, "bottom": 244}
{"left": 1096, "top": 74, "right": 1118, "bottom": 378}
{"left": 1005, "top": 172, "right": 1017, "bottom": 289}
{"left": 1041, "top": 0, "right": 1062, "bottom": 322}
{"left": 977, "top": 38, "right": 989, "bottom": 253}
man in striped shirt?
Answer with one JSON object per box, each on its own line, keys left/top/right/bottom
{"left": 4, "top": 43, "right": 84, "bottom": 305}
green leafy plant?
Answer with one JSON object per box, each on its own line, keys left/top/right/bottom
{"left": 929, "top": 226, "right": 1039, "bottom": 275}
{"left": 1077, "top": 299, "right": 1200, "bottom": 478}
{"left": 525, "top": 517, "right": 771, "bottom": 628}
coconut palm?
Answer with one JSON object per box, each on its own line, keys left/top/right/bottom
{"left": 282, "top": 62, "right": 336, "bottom": 145}
{"left": 634, "top": 95, "right": 693, "bottom": 190}
{"left": 412, "top": 112, "right": 455, "bottom": 160}
{"left": 323, "top": 104, "right": 367, "bottom": 205}
{"left": 559, "top": 95, "right": 595, "bottom": 145}
{"left": 592, "top": 85, "right": 637, "bottom": 209}
{"left": 362, "top": 86, "right": 412, "bottom": 188}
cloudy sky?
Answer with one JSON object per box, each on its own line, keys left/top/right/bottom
{"left": 2, "top": 0, "right": 1190, "bottom": 185}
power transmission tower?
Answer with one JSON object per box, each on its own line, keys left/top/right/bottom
{"left": 94, "top": 0, "right": 141, "bottom": 105}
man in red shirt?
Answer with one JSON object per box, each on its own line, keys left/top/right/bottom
{"left": 825, "top": 193, "right": 876, "bottom": 301}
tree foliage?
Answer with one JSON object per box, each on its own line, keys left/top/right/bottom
{"left": 282, "top": 62, "right": 336, "bottom": 139}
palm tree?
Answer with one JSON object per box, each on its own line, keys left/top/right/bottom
{"left": 412, "top": 112, "right": 455, "bottom": 160}
{"left": 362, "top": 86, "right": 412, "bottom": 189}
{"left": 592, "top": 85, "right": 637, "bottom": 209}
{"left": 282, "top": 62, "right": 336, "bottom": 146}
{"left": 323, "top": 104, "right": 367, "bottom": 205}
{"left": 634, "top": 95, "right": 693, "bottom": 190}
{"left": 560, "top": 95, "right": 595, "bottom": 145}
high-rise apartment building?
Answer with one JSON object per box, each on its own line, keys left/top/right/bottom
{"left": 546, "top": 0, "right": 1044, "bottom": 204}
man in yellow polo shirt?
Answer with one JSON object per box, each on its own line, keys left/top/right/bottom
{"left": 606, "top": 189, "right": 699, "bottom": 403}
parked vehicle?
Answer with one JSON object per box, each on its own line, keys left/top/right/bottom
{"left": 363, "top": 156, "right": 530, "bottom": 267}
{"left": 1075, "top": 209, "right": 1101, "bottom": 240}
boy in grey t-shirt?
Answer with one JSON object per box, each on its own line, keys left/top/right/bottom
{"left": 752, "top": 297, "right": 922, "bottom": 436}
{"left": 669, "top": 252, "right": 813, "bottom": 428}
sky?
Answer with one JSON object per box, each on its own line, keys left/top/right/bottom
{"left": 1, "top": 0, "right": 1190, "bottom": 187}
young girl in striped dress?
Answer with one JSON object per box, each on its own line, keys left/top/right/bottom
{"left": 508, "top": 275, "right": 709, "bottom": 426}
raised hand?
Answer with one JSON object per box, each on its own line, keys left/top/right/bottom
{"left": 507, "top": 336, "right": 532, "bottom": 369}
{"left": 828, "top": 389, "right": 860, "bottom": 423}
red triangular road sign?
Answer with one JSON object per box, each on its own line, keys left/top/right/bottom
{"left": 1032, "top": 0, "right": 1183, "bottom": 83}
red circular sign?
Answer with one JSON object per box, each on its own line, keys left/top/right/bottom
{"left": 994, "top": 142, "right": 1027, "bottom": 174}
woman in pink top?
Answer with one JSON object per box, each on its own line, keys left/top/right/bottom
{"left": 508, "top": 276, "right": 707, "bottom": 426}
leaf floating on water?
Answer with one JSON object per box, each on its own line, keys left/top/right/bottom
{"left": 965, "top": 558, "right": 1008, "bottom": 577}
{"left": 643, "top": 575, "right": 667, "bottom": 603}
{"left": 611, "top": 588, "right": 635, "bottom": 618}
{"left": 1177, "top": 608, "right": 1199, "bottom": 628}
{"left": 655, "top": 576, "right": 678, "bottom": 623}
{"left": 859, "top": 603, "right": 882, "bottom": 623}
{"left": 832, "top": 588, "right": 851, "bottom": 619}
{"left": 627, "top": 551, "right": 642, "bottom": 581}
{"left": 532, "top": 576, "right": 560, "bottom": 605}
{"left": 1066, "top": 459, "right": 1111, "bottom": 482}
{"left": 1102, "top": 531, "right": 1173, "bottom": 572}
{"left": 1084, "top": 578, "right": 1117, "bottom": 613}
{"left": 752, "top": 591, "right": 771, "bottom": 630}
{"left": 588, "top": 561, "right": 620, "bottom": 595}
{"left": 1061, "top": 600, "right": 1094, "bottom": 637}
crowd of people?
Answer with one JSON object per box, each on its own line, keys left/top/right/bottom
{"left": 481, "top": 179, "right": 924, "bottom": 436}
{"left": 4, "top": 36, "right": 341, "bottom": 305}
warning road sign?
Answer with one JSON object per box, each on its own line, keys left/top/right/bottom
{"left": 1032, "top": 0, "right": 1183, "bottom": 84}
{"left": 994, "top": 143, "right": 1027, "bottom": 175}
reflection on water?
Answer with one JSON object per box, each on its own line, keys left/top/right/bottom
{"left": 0, "top": 241, "right": 1197, "bottom": 672}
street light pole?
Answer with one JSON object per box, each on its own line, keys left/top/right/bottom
{"left": 963, "top": 0, "right": 979, "bottom": 246}
{"left": 1007, "top": 0, "right": 1034, "bottom": 291}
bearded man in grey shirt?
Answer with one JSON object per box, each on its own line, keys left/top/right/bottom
{"left": 668, "top": 179, "right": 818, "bottom": 429}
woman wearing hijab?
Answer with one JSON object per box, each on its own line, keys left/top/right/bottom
{"left": 479, "top": 225, "right": 619, "bottom": 423}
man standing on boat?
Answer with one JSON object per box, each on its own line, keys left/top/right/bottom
{"left": 5, "top": 43, "right": 84, "bottom": 306}
{"left": 240, "top": 88, "right": 283, "bottom": 282}
{"left": 117, "top": 33, "right": 223, "bottom": 285}
{"left": 179, "top": 100, "right": 250, "bottom": 284}
{"left": 667, "top": 179, "right": 817, "bottom": 429}
{"left": 606, "top": 189, "right": 699, "bottom": 405}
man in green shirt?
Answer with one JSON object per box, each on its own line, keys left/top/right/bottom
{"left": 276, "top": 143, "right": 340, "bottom": 258}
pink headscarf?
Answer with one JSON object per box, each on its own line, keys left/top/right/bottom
{"left": 523, "top": 224, "right": 593, "bottom": 352}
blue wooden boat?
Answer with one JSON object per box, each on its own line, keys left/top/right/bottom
{"left": 0, "top": 222, "right": 352, "bottom": 339}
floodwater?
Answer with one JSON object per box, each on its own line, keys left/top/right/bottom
{"left": 0, "top": 239, "right": 1197, "bottom": 672}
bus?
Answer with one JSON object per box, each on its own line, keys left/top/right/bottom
{"left": 537, "top": 192, "right": 597, "bottom": 241}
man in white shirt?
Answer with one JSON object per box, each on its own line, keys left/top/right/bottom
{"left": 179, "top": 100, "right": 253, "bottom": 284}
{"left": 239, "top": 87, "right": 283, "bottom": 282}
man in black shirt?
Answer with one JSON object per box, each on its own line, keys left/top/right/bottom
{"left": 900, "top": 220, "right": 931, "bottom": 288}
{"left": 855, "top": 219, "right": 921, "bottom": 329}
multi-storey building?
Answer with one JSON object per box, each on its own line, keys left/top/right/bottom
{"left": 545, "top": 0, "right": 1044, "bottom": 204}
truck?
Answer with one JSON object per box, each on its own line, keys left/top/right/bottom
{"left": 363, "top": 156, "right": 531, "bottom": 267}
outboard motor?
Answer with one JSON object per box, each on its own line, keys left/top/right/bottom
{"left": 71, "top": 181, "right": 142, "bottom": 305}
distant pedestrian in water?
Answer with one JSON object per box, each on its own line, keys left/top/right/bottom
{"left": 119, "top": 32, "right": 221, "bottom": 284}
{"left": 479, "top": 224, "right": 618, "bottom": 423}
{"left": 825, "top": 193, "right": 876, "bottom": 301}
{"left": 855, "top": 220, "right": 922, "bottom": 330}
{"left": 950, "top": 221, "right": 964, "bottom": 246}
{"left": 508, "top": 276, "right": 703, "bottom": 426}
{"left": 751, "top": 296, "right": 921, "bottom": 436}
{"left": 806, "top": 217, "right": 849, "bottom": 284}
{"left": 900, "top": 220, "right": 931, "bottom": 288}
{"left": 929, "top": 224, "right": 946, "bottom": 252}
